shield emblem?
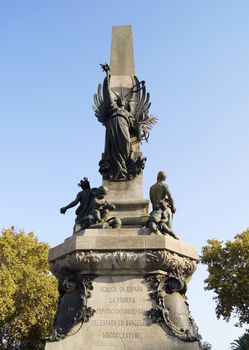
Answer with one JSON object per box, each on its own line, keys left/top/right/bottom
{"left": 161, "top": 292, "right": 200, "bottom": 341}
{"left": 51, "top": 275, "right": 95, "bottom": 339}
{"left": 55, "top": 289, "right": 84, "bottom": 335}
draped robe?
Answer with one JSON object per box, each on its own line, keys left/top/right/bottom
{"left": 104, "top": 106, "right": 132, "bottom": 178}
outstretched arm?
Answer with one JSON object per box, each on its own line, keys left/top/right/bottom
{"left": 60, "top": 193, "right": 80, "bottom": 214}
{"left": 100, "top": 63, "right": 114, "bottom": 107}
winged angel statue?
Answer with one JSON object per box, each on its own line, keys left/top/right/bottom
{"left": 93, "top": 63, "right": 157, "bottom": 181}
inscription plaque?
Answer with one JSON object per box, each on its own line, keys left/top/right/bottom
{"left": 90, "top": 276, "right": 147, "bottom": 342}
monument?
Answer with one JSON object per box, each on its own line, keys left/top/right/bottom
{"left": 46, "top": 25, "right": 202, "bottom": 350}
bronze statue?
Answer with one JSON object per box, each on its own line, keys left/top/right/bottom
{"left": 93, "top": 63, "right": 156, "bottom": 181}
{"left": 60, "top": 178, "right": 93, "bottom": 232}
{"left": 60, "top": 178, "right": 118, "bottom": 233}
{"left": 147, "top": 200, "right": 179, "bottom": 239}
{"left": 92, "top": 186, "right": 115, "bottom": 222}
{"left": 149, "top": 171, "right": 178, "bottom": 238}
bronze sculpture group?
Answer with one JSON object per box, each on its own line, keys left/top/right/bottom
{"left": 61, "top": 171, "right": 178, "bottom": 239}
{"left": 148, "top": 171, "right": 178, "bottom": 239}
{"left": 60, "top": 178, "right": 121, "bottom": 233}
{"left": 60, "top": 63, "right": 178, "bottom": 238}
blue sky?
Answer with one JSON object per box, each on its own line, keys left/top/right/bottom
{"left": 1, "top": 1, "right": 249, "bottom": 349}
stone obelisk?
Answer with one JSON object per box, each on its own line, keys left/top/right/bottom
{"left": 46, "top": 26, "right": 201, "bottom": 350}
{"left": 103, "top": 26, "right": 144, "bottom": 203}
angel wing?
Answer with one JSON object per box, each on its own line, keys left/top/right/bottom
{"left": 129, "top": 76, "right": 157, "bottom": 142}
{"left": 93, "top": 82, "right": 106, "bottom": 125}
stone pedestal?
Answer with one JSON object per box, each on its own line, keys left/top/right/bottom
{"left": 46, "top": 275, "right": 200, "bottom": 350}
{"left": 46, "top": 229, "right": 201, "bottom": 350}
{"left": 103, "top": 173, "right": 150, "bottom": 227}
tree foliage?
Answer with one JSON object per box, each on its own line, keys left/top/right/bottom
{"left": 0, "top": 228, "right": 58, "bottom": 349}
{"left": 201, "top": 229, "right": 249, "bottom": 326}
{"left": 230, "top": 331, "right": 249, "bottom": 350}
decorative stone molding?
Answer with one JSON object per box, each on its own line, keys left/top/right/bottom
{"left": 49, "top": 274, "right": 95, "bottom": 341}
{"left": 49, "top": 249, "right": 197, "bottom": 281}
{"left": 146, "top": 275, "right": 201, "bottom": 342}
{"left": 146, "top": 250, "right": 197, "bottom": 282}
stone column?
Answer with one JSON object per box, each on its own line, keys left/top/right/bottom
{"left": 103, "top": 25, "right": 147, "bottom": 224}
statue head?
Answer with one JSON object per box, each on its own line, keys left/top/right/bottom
{"left": 112, "top": 85, "right": 128, "bottom": 108}
{"left": 78, "top": 177, "right": 90, "bottom": 190}
{"left": 153, "top": 200, "right": 167, "bottom": 211}
{"left": 157, "top": 171, "right": 166, "bottom": 182}
{"left": 97, "top": 185, "right": 109, "bottom": 197}
{"left": 153, "top": 200, "right": 161, "bottom": 210}
{"left": 116, "top": 96, "right": 126, "bottom": 108}
{"left": 110, "top": 217, "right": 122, "bottom": 229}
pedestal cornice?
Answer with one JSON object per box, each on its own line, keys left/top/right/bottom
{"left": 49, "top": 229, "right": 198, "bottom": 280}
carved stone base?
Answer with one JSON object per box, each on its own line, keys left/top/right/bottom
{"left": 47, "top": 229, "right": 201, "bottom": 349}
{"left": 46, "top": 275, "right": 201, "bottom": 350}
